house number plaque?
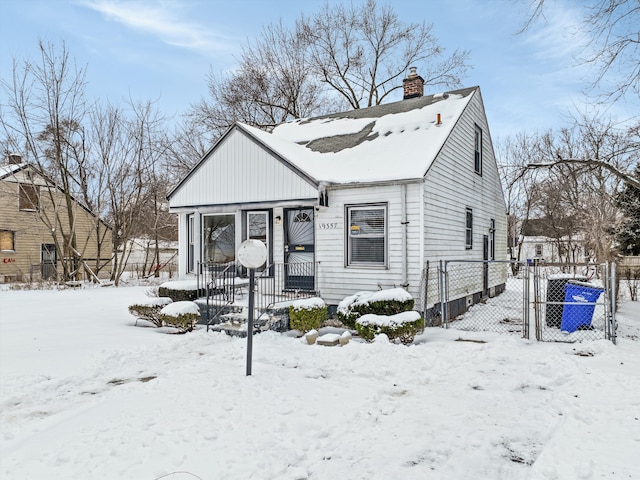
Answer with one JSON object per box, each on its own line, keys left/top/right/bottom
{"left": 318, "top": 222, "right": 339, "bottom": 230}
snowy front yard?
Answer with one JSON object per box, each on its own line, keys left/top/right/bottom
{"left": 0, "top": 285, "right": 639, "bottom": 480}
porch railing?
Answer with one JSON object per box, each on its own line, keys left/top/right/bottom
{"left": 255, "top": 262, "right": 319, "bottom": 315}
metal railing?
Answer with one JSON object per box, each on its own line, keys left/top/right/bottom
{"left": 255, "top": 262, "right": 318, "bottom": 316}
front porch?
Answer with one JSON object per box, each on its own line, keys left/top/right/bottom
{"left": 194, "top": 260, "right": 319, "bottom": 335}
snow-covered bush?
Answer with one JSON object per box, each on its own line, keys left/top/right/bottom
{"left": 158, "top": 280, "right": 199, "bottom": 302}
{"left": 289, "top": 297, "right": 327, "bottom": 332}
{"left": 356, "top": 311, "right": 424, "bottom": 344}
{"left": 159, "top": 301, "right": 200, "bottom": 333}
{"left": 337, "top": 288, "right": 414, "bottom": 328}
{"left": 128, "top": 297, "right": 173, "bottom": 327}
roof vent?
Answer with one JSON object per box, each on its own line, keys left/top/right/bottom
{"left": 403, "top": 67, "right": 424, "bottom": 100}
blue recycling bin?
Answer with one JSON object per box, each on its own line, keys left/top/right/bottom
{"left": 560, "top": 282, "right": 605, "bottom": 333}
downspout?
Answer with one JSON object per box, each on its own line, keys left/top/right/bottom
{"left": 401, "top": 184, "right": 408, "bottom": 288}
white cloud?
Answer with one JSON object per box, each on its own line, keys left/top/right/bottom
{"left": 77, "top": 0, "right": 234, "bottom": 53}
{"left": 521, "top": 2, "right": 590, "bottom": 64}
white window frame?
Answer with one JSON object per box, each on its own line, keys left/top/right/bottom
{"left": 535, "top": 244, "right": 543, "bottom": 257}
{"left": 346, "top": 204, "right": 387, "bottom": 267}
{"left": 474, "top": 124, "right": 483, "bottom": 175}
{"left": 187, "top": 214, "right": 195, "bottom": 273}
{"left": 466, "top": 208, "right": 473, "bottom": 249}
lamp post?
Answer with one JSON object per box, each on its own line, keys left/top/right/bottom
{"left": 237, "top": 239, "right": 268, "bottom": 376}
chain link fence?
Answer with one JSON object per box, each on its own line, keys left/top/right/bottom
{"left": 531, "top": 262, "right": 616, "bottom": 343}
{"left": 418, "top": 259, "right": 616, "bottom": 344}
{"left": 439, "top": 260, "right": 522, "bottom": 335}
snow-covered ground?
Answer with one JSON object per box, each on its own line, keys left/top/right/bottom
{"left": 0, "top": 284, "right": 639, "bottom": 480}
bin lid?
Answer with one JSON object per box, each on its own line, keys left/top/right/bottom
{"left": 566, "top": 280, "right": 604, "bottom": 290}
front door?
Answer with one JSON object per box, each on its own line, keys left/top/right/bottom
{"left": 284, "top": 208, "right": 315, "bottom": 291}
{"left": 41, "top": 243, "right": 57, "bottom": 280}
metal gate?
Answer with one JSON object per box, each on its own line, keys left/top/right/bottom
{"left": 427, "top": 260, "right": 616, "bottom": 344}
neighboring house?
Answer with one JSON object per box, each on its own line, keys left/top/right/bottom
{"left": 519, "top": 218, "right": 589, "bottom": 264}
{"left": 0, "top": 155, "right": 112, "bottom": 283}
{"left": 123, "top": 237, "right": 178, "bottom": 273}
{"left": 168, "top": 69, "right": 508, "bottom": 310}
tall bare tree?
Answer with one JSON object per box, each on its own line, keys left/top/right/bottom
{"left": 192, "top": 0, "right": 470, "bottom": 134}
{"left": 503, "top": 113, "right": 638, "bottom": 264}
{"left": 0, "top": 40, "right": 106, "bottom": 280}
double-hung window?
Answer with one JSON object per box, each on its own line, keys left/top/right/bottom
{"left": 347, "top": 204, "right": 387, "bottom": 266}
{"left": 474, "top": 124, "right": 483, "bottom": 175}
{"left": 465, "top": 208, "right": 473, "bottom": 249}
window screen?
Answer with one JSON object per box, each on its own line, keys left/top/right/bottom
{"left": 347, "top": 205, "right": 386, "bottom": 266}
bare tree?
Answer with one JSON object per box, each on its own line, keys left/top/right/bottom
{"left": 92, "top": 99, "right": 168, "bottom": 285}
{"left": 192, "top": 0, "right": 470, "bottom": 134}
{"left": 299, "top": 0, "right": 470, "bottom": 109}
{"left": 519, "top": 0, "right": 640, "bottom": 101}
{"left": 504, "top": 113, "right": 637, "bottom": 264}
{"left": 0, "top": 40, "right": 108, "bottom": 281}
{"left": 193, "top": 20, "right": 328, "bottom": 135}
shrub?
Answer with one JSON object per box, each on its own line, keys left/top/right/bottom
{"left": 128, "top": 297, "right": 173, "bottom": 327}
{"left": 289, "top": 297, "right": 327, "bottom": 332}
{"left": 159, "top": 301, "right": 200, "bottom": 333}
{"left": 337, "top": 288, "right": 414, "bottom": 328}
{"left": 356, "top": 311, "right": 425, "bottom": 344}
{"left": 158, "top": 280, "right": 199, "bottom": 302}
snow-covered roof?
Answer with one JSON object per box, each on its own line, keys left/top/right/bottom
{"left": 237, "top": 87, "right": 476, "bottom": 184}
{"left": 0, "top": 163, "right": 27, "bottom": 180}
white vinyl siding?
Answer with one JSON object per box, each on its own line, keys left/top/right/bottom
{"left": 422, "top": 90, "right": 508, "bottom": 304}
{"left": 169, "top": 128, "right": 318, "bottom": 208}
{"left": 315, "top": 183, "right": 423, "bottom": 305}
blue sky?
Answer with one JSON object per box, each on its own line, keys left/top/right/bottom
{"left": 1, "top": 0, "right": 637, "bottom": 143}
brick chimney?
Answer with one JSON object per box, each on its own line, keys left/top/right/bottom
{"left": 403, "top": 67, "right": 424, "bottom": 100}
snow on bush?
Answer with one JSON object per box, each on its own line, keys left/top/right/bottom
{"left": 128, "top": 297, "right": 173, "bottom": 327}
{"left": 356, "top": 311, "right": 424, "bottom": 344}
{"left": 159, "top": 301, "right": 200, "bottom": 333}
{"left": 289, "top": 297, "right": 327, "bottom": 332}
{"left": 337, "top": 288, "right": 414, "bottom": 328}
{"left": 158, "top": 280, "right": 199, "bottom": 302}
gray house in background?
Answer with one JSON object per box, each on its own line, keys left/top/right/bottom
{"left": 168, "top": 69, "right": 508, "bottom": 311}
